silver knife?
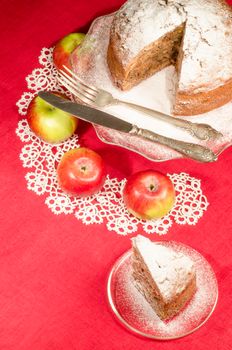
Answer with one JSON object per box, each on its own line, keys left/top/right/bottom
{"left": 38, "top": 91, "right": 217, "bottom": 163}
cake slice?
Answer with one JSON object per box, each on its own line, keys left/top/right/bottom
{"left": 131, "top": 235, "right": 196, "bottom": 320}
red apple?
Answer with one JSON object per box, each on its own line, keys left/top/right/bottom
{"left": 57, "top": 147, "right": 106, "bottom": 197}
{"left": 53, "top": 33, "right": 86, "bottom": 71}
{"left": 27, "top": 93, "right": 78, "bottom": 144}
{"left": 123, "top": 170, "right": 175, "bottom": 220}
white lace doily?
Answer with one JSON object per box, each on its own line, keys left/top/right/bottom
{"left": 16, "top": 47, "right": 209, "bottom": 235}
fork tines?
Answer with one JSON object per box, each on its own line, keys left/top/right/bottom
{"left": 57, "top": 65, "right": 97, "bottom": 105}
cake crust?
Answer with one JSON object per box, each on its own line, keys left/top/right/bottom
{"left": 174, "top": 78, "right": 232, "bottom": 116}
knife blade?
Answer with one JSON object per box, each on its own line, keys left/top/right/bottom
{"left": 38, "top": 91, "right": 217, "bottom": 163}
{"left": 39, "top": 91, "right": 132, "bottom": 133}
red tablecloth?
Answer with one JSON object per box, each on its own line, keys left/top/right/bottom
{"left": 1, "top": 1, "right": 232, "bottom": 349}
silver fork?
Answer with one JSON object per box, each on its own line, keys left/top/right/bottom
{"left": 58, "top": 65, "right": 222, "bottom": 142}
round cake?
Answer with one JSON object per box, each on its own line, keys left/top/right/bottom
{"left": 107, "top": 0, "right": 232, "bottom": 116}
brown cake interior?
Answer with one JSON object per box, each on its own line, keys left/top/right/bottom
{"left": 132, "top": 246, "right": 196, "bottom": 321}
{"left": 108, "top": 23, "right": 185, "bottom": 91}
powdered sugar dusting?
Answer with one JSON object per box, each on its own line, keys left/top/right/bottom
{"left": 132, "top": 235, "right": 195, "bottom": 302}
{"left": 179, "top": 0, "right": 232, "bottom": 92}
{"left": 111, "top": 0, "right": 232, "bottom": 92}
{"left": 112, "top": 0, "right": 186, "bottom": 66}
{"left": 108, "top": 241, "right": 218, "bottom": 339}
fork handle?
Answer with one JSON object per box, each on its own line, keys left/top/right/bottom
{"left": 129, "top": 125, "right": 217, "bottom": 162}
{"left": 117, "top": 100, "right": 222, "bottom": 141}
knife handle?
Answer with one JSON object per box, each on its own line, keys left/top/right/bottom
{"left": 119, "top": 101, "right": 222, "bottom": 141}
{"left": 129, "top": 125, "right": 217, "bottom": 163}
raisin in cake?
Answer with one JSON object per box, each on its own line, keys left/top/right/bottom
{"left": 107, "top": 0, "right": 232, "bottom": 115}
{"left": 132, "top": 235, "right": 196, "bottom": 320}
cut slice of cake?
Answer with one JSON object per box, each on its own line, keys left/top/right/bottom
{"left": 131, "top": 235, "right": 196, "bottom": 321}
{"left": 107, "top": 0, "right": 186, "bottom": 91}
{"left": 107, "top": 0, "right": 232, "bottom": 115}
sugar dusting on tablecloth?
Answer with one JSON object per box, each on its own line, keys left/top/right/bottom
{"left": 112, "top": 242, "right": 218, "bottom": 338}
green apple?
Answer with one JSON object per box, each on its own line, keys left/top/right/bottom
{"left": 53, "top": 33, "right": 86, "bottom": 71}
{"left": 27, "top": 94, "right": 78, "bottom": 144}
